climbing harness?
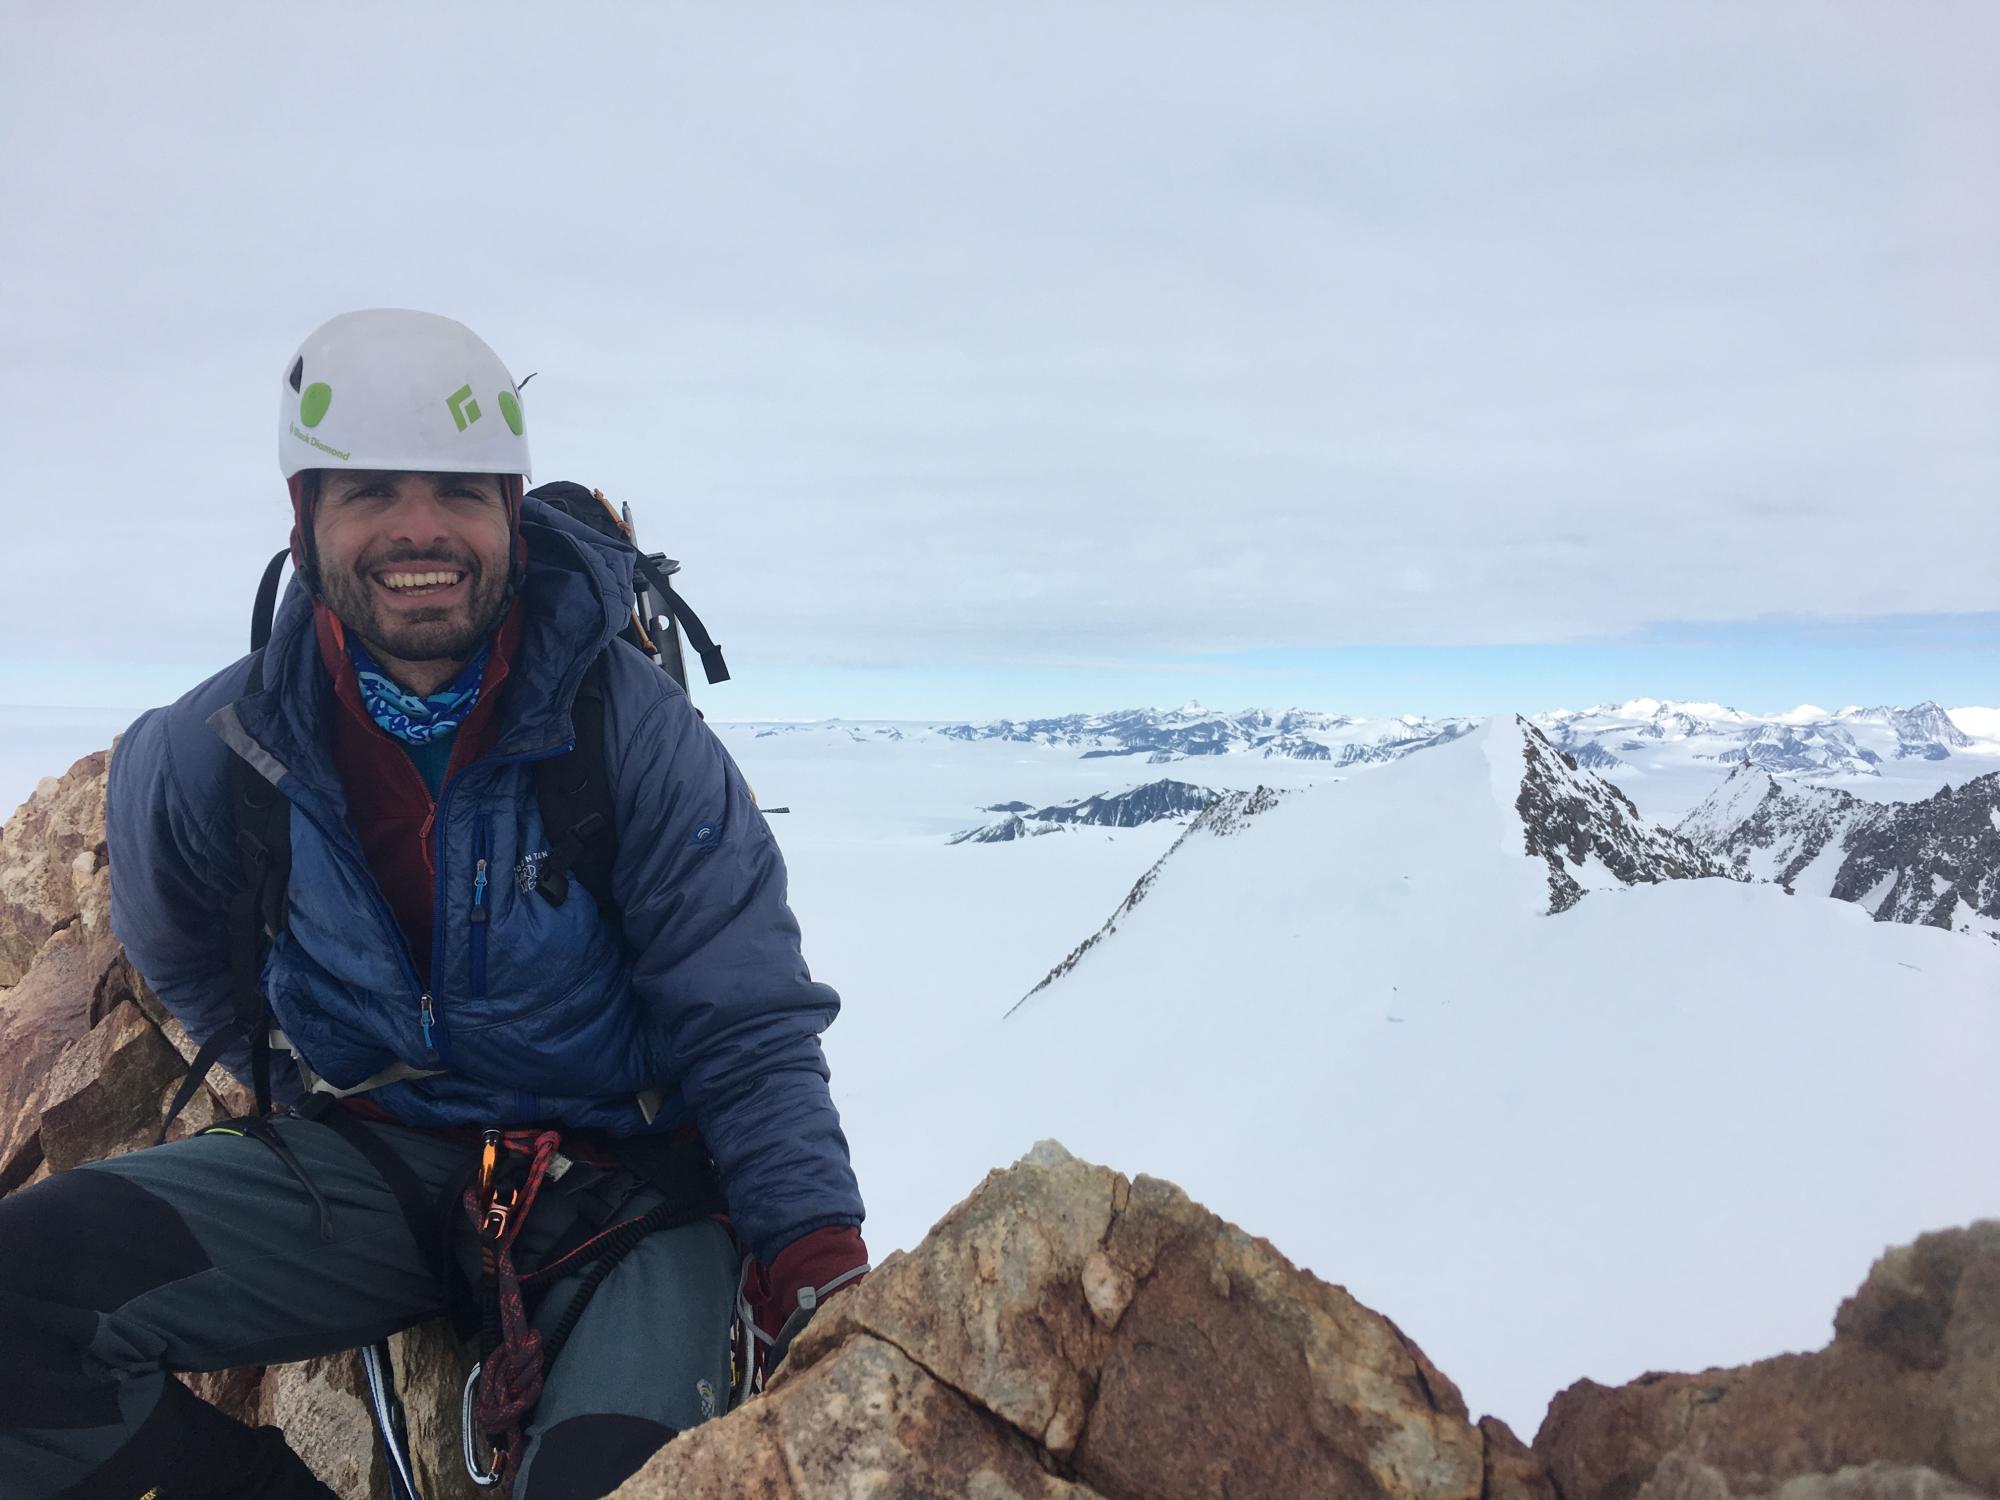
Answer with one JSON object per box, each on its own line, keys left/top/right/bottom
{"left": 453, "top": 1126, "right": 734, "bottom": 1493}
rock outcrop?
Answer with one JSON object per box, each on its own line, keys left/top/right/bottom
{"left": 612, "top": 1139, "right": 1538, "bottom": 1500}
{"left": 0, "top": 752, "right": 143, "bottom": 1192}
{"left": 0, "top": 749, "right": 478, "bottom": 1500}
{"left": 1536, "top": 1222, "right": 2000, "bottom": 1500}
{"left": 0, "top": 750, "right": 112, "bottom": 987}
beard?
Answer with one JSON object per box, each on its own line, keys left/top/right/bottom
{"left": 316, "top": 544, "right": 512, "bottom": 667}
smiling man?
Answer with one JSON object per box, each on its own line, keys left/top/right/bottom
{"left": 313, "top": 468, "right": 515, "bottom": 690}
{"left": 0, "top": 311, "right": 867, "bottom": 1499}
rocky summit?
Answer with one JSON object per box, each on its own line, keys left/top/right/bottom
{"left": 612, "top": 1140, "right": 1537, "bottom": 1500}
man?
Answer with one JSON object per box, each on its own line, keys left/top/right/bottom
{"left": 0, "top": 310, "right": 867, "bottom": 1499}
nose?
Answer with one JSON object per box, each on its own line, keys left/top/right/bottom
{"left": 382, "top": 482, "right": 457, "bottom": 546}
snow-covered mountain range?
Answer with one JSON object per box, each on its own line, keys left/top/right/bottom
{"left": 937, "top": 704, "right": 1476, "bottom": 764}
{"left": 1678, "top": 765, "right": 2000, "bottom": 941}
{"left": 918, "top": 698, "right": 2000, "bottom": 824}
{"left": 914, "top": 698, "right": 2000, "bottom": 942}
{"left": 932, "top": 698, "right": 1996, "bottom": 777}
{"left": 1533, "top": 697, "right": 1987, "bottom": 779}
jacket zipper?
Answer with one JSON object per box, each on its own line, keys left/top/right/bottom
{"left": 469, "top": 815, "right": 490, "bottom": 1002}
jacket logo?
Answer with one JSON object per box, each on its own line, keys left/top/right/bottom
{"left": 516, "top": 849, "right": 549, "bottom": 894}
{"left": 691, "top": 821, "right": 718, "bottom": 848}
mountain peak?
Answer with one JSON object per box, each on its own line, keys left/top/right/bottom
{"left": 1509, "top": 719, "right": 1730, "bottom": 912}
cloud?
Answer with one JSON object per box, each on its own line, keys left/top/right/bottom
{"left": 2, "top": 2, "right": 1996, "bottom": 690}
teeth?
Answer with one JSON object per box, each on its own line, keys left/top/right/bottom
{"left": 381, "top": 571, "right": 463, "bottom": 590}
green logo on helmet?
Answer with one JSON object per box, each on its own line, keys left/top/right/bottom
{"left": 299, "top": 382, "right": 333, "bottom": 428}
{"left": 447, "top": 385, "right": 482, "bottom": 432}
{"left": 498, "top": 390, "right": 523, "bottom": 436}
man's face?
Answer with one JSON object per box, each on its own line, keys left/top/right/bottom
{"left": 311, "top": 470, "right": 513, "bottom": 667}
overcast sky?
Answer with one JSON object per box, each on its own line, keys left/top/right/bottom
{"left": 2, "top": 3, "right": 1994, "bottom": 721}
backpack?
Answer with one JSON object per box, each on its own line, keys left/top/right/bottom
{"left": 158, "top": 483, "right": 731, "bottom": 1132}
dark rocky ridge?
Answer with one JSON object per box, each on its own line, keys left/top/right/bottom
{"left": 1678, "top": 767, "right": 2000, "bottom": 940}
{"left": 952, "top": 780, "right": 1220, "bottom": 844}
{"left": 1512, "top": 721, "right": 1731, "bottom": 913}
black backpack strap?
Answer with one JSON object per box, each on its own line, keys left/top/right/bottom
{"left": 632, "top": 552, "right": 730, "bottom": 685}
{"left": 157, "top": 648, "right": 292, "bottom": 1142}
{"left": 250, "top": 548, "right": 290, "bottom": 652}
{"left": 531, "top": 654, "right": 619, "bottom": 918}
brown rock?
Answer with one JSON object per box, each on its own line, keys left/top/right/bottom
{"left": 1766, "top": 1464, "right": 1994, "bottom": 1500}
{"left": 180, "top": 1366, "right": 266, "bottom": 1427}
{"left": 0, "top": 749, "right": 112, "bottom": 987}
{"left": 388, "top": 1318, "right": 487, "bottom": 1500}
{"left": 731, "top": 1140, "right": 1486, "bottom": 1500}
{"left": 785, "top": 1140, "right": 1122, "bottom": 1456}
{"left": 1636, "top": 1454, "right": 1993, "bottom": 1500}
{"left": 260, "top": 1352, "right": 383, "bottom": 1500}
{"left": 1082, "top": 1173, "right": 1480, "bottom": 1500}
{"left": 0, "top": 924, "right": 104, "bottom": 1190}
{"left": 1536, "top": 1223, "right": 2000, "bottom": 1500}
{"left": 40, "top": 1000, "right": 184, "bottom": 1172}
{"left": 1481, "top": 1416, "right": 1558, "bottom": 1500}
{"left": 613, "top": 1333, "right": 1103, "bottom": 1499}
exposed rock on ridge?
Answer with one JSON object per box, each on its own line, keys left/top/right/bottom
{"left": 1678, "top": 766, "right": 2000, "bottom": 940}
{"left": 1508, "top": 720, "right": 1731, "bottom": 913}
{"left": 951, "top": 778, "right": 1219, "bottom": 844}
{"left": 1009, "top": 785, "right": 1289, "bottom": 1007}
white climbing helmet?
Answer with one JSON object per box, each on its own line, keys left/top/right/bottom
{"left": 278, "top": 309, "right": 531, "bottom": 482}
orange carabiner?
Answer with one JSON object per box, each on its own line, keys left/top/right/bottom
{"left": 477, "top": 1128, "right": 500, "bottom": 1200}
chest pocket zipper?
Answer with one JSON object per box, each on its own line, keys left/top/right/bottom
{"left": 470, "top": 815, "right": 491, "bottom": 1001}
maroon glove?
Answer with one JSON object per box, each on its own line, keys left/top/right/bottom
{"left": 750, "top": 1224, "right": 869, "bottom": 1373}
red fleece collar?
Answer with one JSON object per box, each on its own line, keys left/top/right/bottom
{"left": 315, "top": 596, "right": 525, "bottom": 764}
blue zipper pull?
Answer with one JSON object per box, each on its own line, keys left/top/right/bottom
{"left": 420, "top": 993, "right": 436, "bottom": 1050}
{"left": 471, "top": 858, "right": 489, "bottom": 924}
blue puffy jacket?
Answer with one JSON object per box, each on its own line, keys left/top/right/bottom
{"left": 105, "top": 498, "right": 863, "bottom": 1261}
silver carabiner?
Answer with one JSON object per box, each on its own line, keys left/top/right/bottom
{"left": 461, "top": 1363, "right": 503, "bottom": 1488}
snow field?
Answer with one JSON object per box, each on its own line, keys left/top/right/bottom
{"left": 735, "top": 721, "right": 2000, "bottom": 1442}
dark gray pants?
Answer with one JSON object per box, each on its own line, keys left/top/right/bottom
{"left": 0, "top": 1110, "right": 738, "bottom": 1500}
